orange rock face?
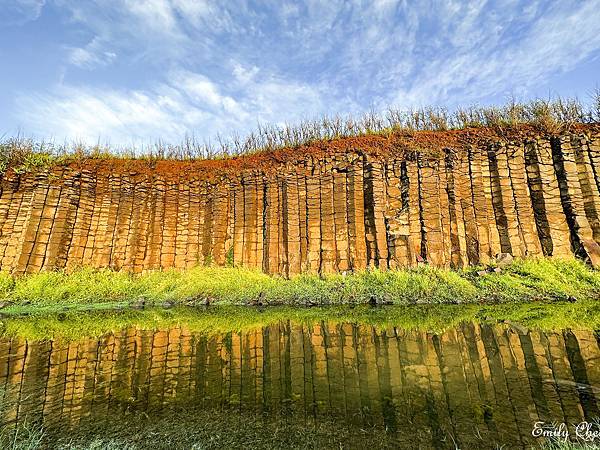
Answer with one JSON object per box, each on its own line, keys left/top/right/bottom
{"left": 1, "top": 126, "right": 600, "bottom": 275}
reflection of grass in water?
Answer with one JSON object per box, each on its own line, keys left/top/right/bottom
{"left": 1, "top": 298, "right": 600, "bottom": 341}
{"left": 542, "top": 443, "right": 600, "bottom": 449}
{"left": 0, "top": 385, "right": 43, "bottom": 450}
{"left": 0, "top": 422, "right": 44, "bottom": 450}
{"left": 0, "top": 405, "right": 395, "bottom": 450}
{"left": 2, "top": 405, "right": 600, "bottom": 449}
{"left": 0, "top": 258, "right": 597, "bottom": 309}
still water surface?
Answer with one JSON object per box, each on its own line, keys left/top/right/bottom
{"left": 0, "top": 314, "right": 599, "bottom": 448}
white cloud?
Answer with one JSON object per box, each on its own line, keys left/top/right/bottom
{"left": 18, "top": 87, "right": 187, "bottom": 143}
{"left": 7, "top": 0, "right": 600, "bottom": 145}
{"left": 68, "top": 38, "right": 116, "bottom": 69}
{"left": 232, "top": 63, "right": 259, "bottom": 86}
{"left": 15, "top": 67, "right": 335, "bottom": 146}
{"left": 0, "top": 0, "right": 45, "bottom": 26}
{"left": 123, "top": 0, "right": 177, "bottom": 32}
{"left": 385, "top": 0, "right": 600, "bottom": 108}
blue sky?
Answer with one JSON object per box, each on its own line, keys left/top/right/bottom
{"left": 1, "top": 0, "right": 599, "bottom": 146}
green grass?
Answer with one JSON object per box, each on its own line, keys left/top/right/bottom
{"left": 2, "top": 298, "right": 600, "bottom": 342}
{"left": 0, "top": 406, "right": 397, "bottom": 450}
{"left": 0, "top": 257, "right": 597, "bottom": 310}
{"left": 541, "top": 443, "right": 600, "bottom": 450}
{"left": 2, "top": 404, "right": 600, "bottom": 449}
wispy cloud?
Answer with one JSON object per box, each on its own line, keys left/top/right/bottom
{"left": 385, "top": 1, "right": 600, "bottom": 108}
{"left": 5, "top": 0, "right": 600, "bottom": 145}
{"left": 0, "top": 0, "right": 45, "bottom": 26}
{"left": 16, "top": 66, "right": 336, "bottom": 144}
{"left": 67, "top": 37, "right": 116, "bottom": 69}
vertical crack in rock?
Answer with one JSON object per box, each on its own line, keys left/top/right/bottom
{"left": 319, "top": 163, "right": 336, "bottom": 273}
{"left": 19, "top": 171, "right": 51, "bottom": 273}
{"left": 159, "top": 178, "right": 175, "bottom": 270}
{"left": 262, "top": 179, "right": 269, "bottom": 273}
{"left": 372, "top": 160, "right": 389, "bottom": 269}
{"left": 397, "top": 160, "right": 412, "bottom": 267}
{"left": 362, "top": 155, "right": 378, "bottom": 268}
{"left": 69, "top": 170, "right": 98, "bottom": 270}
{"left": 383, "top": 160, "right": 405, "bottom": 269}
{"left": 201, "top": 188, "right": 214, "bottom": 266}
{"left": 552, "top": 137, "right": 583, "bottom": 260}
{"left": 524, "top": 142, "right": 553, "bottom": 256}
{"left": 480, "top": 148, "right": 502, "bottom": 259}
{"left": 0, "top": 175, "right": 19, "bottom": 265}
{"left": 333, "top": 163, "right": 349, "bottom": 272}
{"left": 495, "top": 144, "right": 525, "bottom": 257}
{"left": 253, "top": 175, "right": 263, "bottom": 271}
{"left": 586, "top": 137, "right": 600, "bottom": 198}
{"left": 536, "top": 138, "right": 573, "bottom": 259}
{"left": 39, "top": 168, "right": 66, "bottom": 271}
{"left": 347, "top": 155, "right": 367, "bottom": 271}
{"left": 298, "top": 165, "right": 308, "bottom": 273}
{"left": 571, "top": 134, "right": 600, "bottom": 245}
{"left": 286, "top": 169, "right": 301, "bottom": 276}
{"left": 551, "top": 136, "right": 600, "bottom": 267}
{"left": 55, "top": 172, "right": 82, "bottom": 270}
{"left": 418, "top": 155, "right": 447, "bottom": 266}
{"left": 233, "top": 178, "right": 245, "bottom": 267}
{"left": 486, "top": 145, "right": 513, "bottom": 255}
{"left": 416, "top": 155, "right": 427, "bottom": 263}
{"left": 306, "top": 159, "right": 321, "bottom": 273}
{"left": 552, "top": 136, "right": 586, "bottom": 258}
{"left": 147, "top": 177, "right": 165, "bottom": 270}
{"left": 185, "top": 178, "right": 200, "bottom": 269}
{"left": 157, "top": 177, "right": 170, "bottom": 270}
{"left": 406, "top": 157, "right": 421, "bottom": 266}
{"left": 132, "top": 177, "right": 152, "bottom": 272}
{"left": 174, "top": 179, "right": 189, "bottom": 269}
{"left": 505, "top": 144, "right": 542, "bottom": 257}
{"left": 212, "top": 184, "right": 229, "bottom": 267}
{"left": 242, "top": 174, "right": 257, "bottom": 268}
{"left": 461, "top": 149, "right": 479, "bottom": 265}
{"left": 444, "top": 149, "right": 463, "bottom": 269}
{"left": 242, "top": 175, "right": 252, "bottom": 267}
{"left": 468, "top": 148, "right": 491, "bottom": 264}
{"left": 280, "top": 176, "right": 290, "bottom": 276}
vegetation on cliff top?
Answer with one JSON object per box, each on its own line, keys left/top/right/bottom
{"left": 0, "top": 258, "right": 597, "bottom": 313}
{"left": 1, "top": 94, "right": 599, "bottom": 174}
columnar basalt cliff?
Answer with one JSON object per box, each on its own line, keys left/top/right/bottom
{"left": 1, "top": 125, "right": 600, "bottom": 275}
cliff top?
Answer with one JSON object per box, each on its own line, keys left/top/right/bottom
{"left": 2, "top": 96, "right": 599, "bottom": 180}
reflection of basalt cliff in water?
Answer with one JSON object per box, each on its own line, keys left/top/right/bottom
{"left": 0, "top": 321, "right": 599, "bottom": 448}
{"left": 1, "top": 125, "right": 600, "bottom": 275}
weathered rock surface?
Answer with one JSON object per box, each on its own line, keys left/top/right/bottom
{"left": 1, "top": 127, "right": 600, "bottom": 275}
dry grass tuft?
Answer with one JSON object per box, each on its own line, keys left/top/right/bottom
{"left": 1, "top": 94, "right": 598, "bottom": 172}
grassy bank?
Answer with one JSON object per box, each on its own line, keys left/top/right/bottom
{"left": 0, "top": 258, "right": 598, "bottom": 310}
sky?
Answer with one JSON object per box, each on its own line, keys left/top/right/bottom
{"left": 1, "top": 0, "right": 599, "bottom": 147}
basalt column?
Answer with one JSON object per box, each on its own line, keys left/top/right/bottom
{"left": 0, "top": 129, "right": 599, "bottom": 275}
